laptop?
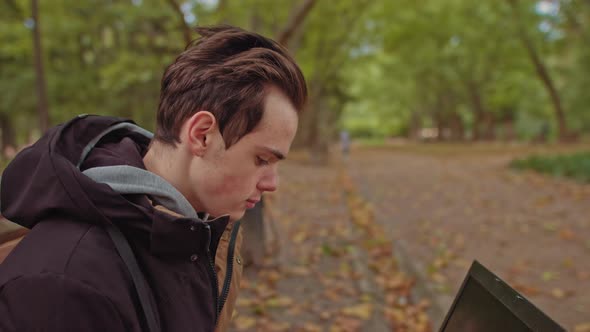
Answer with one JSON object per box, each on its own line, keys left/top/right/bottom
{"left": 439, "top": 260, "right": 566, "bottom": 332}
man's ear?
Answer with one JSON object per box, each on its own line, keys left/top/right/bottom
{"left": 185, "top": 111, "right": 217, "bottom": 157}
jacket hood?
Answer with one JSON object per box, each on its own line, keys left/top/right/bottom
{"left": 0, "top": 115, "right": 227, "bottom": 241}
{"left": 1, "top": 115, "right": 151, "bottom": 229}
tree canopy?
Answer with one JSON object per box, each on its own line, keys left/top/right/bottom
{"left": 1, "top": 0, "right": 589, "bottom": 152}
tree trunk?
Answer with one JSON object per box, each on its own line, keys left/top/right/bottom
{"left": 293, "top": 79, "right": 322, "bottom": 149}
{"left": 408, "top": 110, "right": 422, "bottom": 140}
{"left": 507, "top": 0, "right": 569, "bottom": 141}
{"left": 166, "top": 0, "right": 192, "bottom": 46}
{"left": 276, "top": 0, "right": 317, "bottom": 46}
{"left": 0, "top": 113, "right": 16, "bottom": 154}
{"left": 241, "top": 2, "right": 318, "bottom": 268}
{"left": 503, "top": 119, "right": 516, "bottom": 141}
{"left": 308, "top": 93, "right": 330, "bottom": 165}
{"left": 466, "top": 80, "right": 486, "bottom": 141}
{"left": 483, "top": 112, "right": 496, "bottom": 140}
{"left": 32, "top": 0, "right": 50, "bottom": 133}
{"left": 448, "top": 112, "right": 464, "bottom": 141}
{"left": 434, "top": 93, "right": 446, "bottom": 141}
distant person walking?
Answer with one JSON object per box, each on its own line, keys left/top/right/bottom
{"left": 340, "top": 130, "right": 350, "bottom": 161}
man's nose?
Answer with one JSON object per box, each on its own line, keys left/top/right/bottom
{"left": 258, "top": 169, "right": 278, "bottom": 192}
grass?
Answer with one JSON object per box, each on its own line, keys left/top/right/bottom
{"left": 510, "top": 151, "right": 590, "bottom": 183}
{"left": 355, "top": 137, "right": 387, "bottom": 147}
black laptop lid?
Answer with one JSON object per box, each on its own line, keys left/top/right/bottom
{"left": 439, "top": 261, "right": 565, "bottom": 332}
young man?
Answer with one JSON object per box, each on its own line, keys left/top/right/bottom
{"left": 0, "top": 25, "right": 307, "bottom": 331}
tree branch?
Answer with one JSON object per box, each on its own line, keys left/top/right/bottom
{"left": 275, "top": 0, "right": 317, "bottom": 46}
{"left": 166, "top": 0, "right": 192, "bottom": 46}
{"left": 507, "top": 0, "right": 569, "bottom": 140}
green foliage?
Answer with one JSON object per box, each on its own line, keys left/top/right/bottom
{"left": 511, "top": 151, "right": 590, "bottom": 183}
{"left": 1, "top": 0, "right": 589, "bottom": 148}
{"left": 341, "top": 0, "right": 590, "bottom": 141}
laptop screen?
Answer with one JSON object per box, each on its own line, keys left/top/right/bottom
{"left": 441, "top": 277, "right": 530, "bottom": 331}
{"left": 439, "top": 261, "right": 565, "bottom": 332}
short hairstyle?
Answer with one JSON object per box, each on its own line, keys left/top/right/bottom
{"left": 155, "top": 25, "right": 308, "bottom": 148}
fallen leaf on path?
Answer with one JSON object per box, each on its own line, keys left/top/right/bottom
{"left": 550, "top": 288, "right": 567, "bottom": 299}
{"left": 417, "top": 299, "right": 432, "bottom": 310}
{"left": 292, "top": 231, "right": 308, "bottom": 244}
{"left": 323, "top": 288, "right": 342, "bottom": 301}
{"left": 384, "top": 307, "right": 407, "bottom": 322}
{"left": 559, "top": 228, "right": 576, "bottom": 240}
{"left": 286, "top": 305, "right": 303, "bottom": 316}
{"left": 286, "top": 265, "right": 311, "bottom": 277}
{"left": 319, "top": 310, "right": 332, "bottom": 320}
{"left": 236, "top": 297, "right": 256, "bottom": 307}
{"left": 233, "top": 316, "right": 256, "bottom": 330}
{"left": 341, "top": 303, "right": 372, "bottom": 320}
{"left": 574, "top": 323, "right": 590, "bottom": 332}
{"left": 543, "top": 222, "right": 558, "bottom": 232}
{"left": 259, "top": 320, "right": 290, "bottom": 331}
{"left": 301, "top": 322, "right": 322, "bottom": 332}
{"left": 534, "top": 195, "right": 554, "bottom": 207}
{"left": 541, "top": 271, "right": 558, "bottom": 281}
{"left": 331, "top": 316, "right": 362, "bottom": 332}
{"left": 430, "top": 272, "right": 447, "bottom": 284}
{"left": 258, "top": 269, "right": 281, "bottom": 284}
{"left": 265, "top": 296, "right": 294, "bottom": 308}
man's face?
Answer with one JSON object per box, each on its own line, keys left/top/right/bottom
{"left": 190, "top": 87, "right": 298, "bottom": 221}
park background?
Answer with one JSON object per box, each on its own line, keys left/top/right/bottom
{"left": 1, "top": 0, "right": 589, "bottom": 331}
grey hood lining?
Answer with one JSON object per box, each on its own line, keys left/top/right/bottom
{"left": 82, "top": 165, "right": 198, "bottom": 219}
{"left": 77, "top": 122, "right": 198, "bottom": 219}
{"left": 76, "top": 122, "right": 154, "bottom": 169}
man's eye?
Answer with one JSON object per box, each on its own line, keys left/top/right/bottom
{"left": 256, "top": 156, "right": 269, "bottom": 166}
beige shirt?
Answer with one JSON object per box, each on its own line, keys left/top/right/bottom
{"left": 214, "top": 219, "right": 243, "bottom": 332}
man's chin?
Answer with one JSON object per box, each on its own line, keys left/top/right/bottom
{"left": 230, "top": 211, "right": 245, "bottom": 222}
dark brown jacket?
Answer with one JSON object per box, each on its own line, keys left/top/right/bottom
{"left": 0, "top": 115, "right": 241, "bottom": 331}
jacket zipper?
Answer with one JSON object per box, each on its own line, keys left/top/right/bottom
{"left": 217, "top": 220, "right": 241, "bottom": 314}
{"left": 204, "top": 224, "right": 220, "bottom": 324}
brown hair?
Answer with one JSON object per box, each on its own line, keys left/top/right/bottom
{"left": 155, "top": 25, "right": 307, "bottom": 148}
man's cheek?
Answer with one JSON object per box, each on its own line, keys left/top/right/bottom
{"left": 210, "top": 174, "right": 245, "bottom": 196}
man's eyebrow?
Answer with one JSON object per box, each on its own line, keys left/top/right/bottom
{"left": 260, "top": 146, "right": 286, "bottom": 160}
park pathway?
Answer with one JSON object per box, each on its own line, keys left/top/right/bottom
{"left": 230, "top": 158, "right": 430, "bottom": 331}
{"left": 347, "top": 145, "right": 590, "bottom": 331}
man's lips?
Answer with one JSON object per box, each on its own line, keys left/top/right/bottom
{"left": 246, "top": 198, "right": 260, "bottom": 209}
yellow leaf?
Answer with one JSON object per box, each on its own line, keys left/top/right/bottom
{"left": 541, "top": 271, "right": 558, "bottom": 282}
{"left": 292, "top": 231, "right": 308, "bottom": 244}
{"left": 302, "top": 322, "right": 322, "bottom": 332}
{"left": 431, "top": 272, "right": 447, "bottom": 284}
{"left": 233, "top": 316, "right": 256, "bottom": 330}
{"left": 551, "top": 288, "right": 566, "bottom": 299}
{"left": 385, "top": 307, "right": 407, "bottom": 322}
{"left": 574, "top": 323, "right": 590, "bottom": 332}
{"left": 266, "top": 296, "right": 293, "bottom": 308}
{"left": 341, "top": 303, "right": 372, "bottom": 320}
{"left": 236, "top": 297, "right": 255, "bottom": 307}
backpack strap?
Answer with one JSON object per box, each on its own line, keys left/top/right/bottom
{"left": 106, "top": 223, "right": 160, "bottom": 332}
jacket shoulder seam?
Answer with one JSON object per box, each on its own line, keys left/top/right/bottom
{"left": 63, "top": 222, "right": 96, "bottom": 270}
